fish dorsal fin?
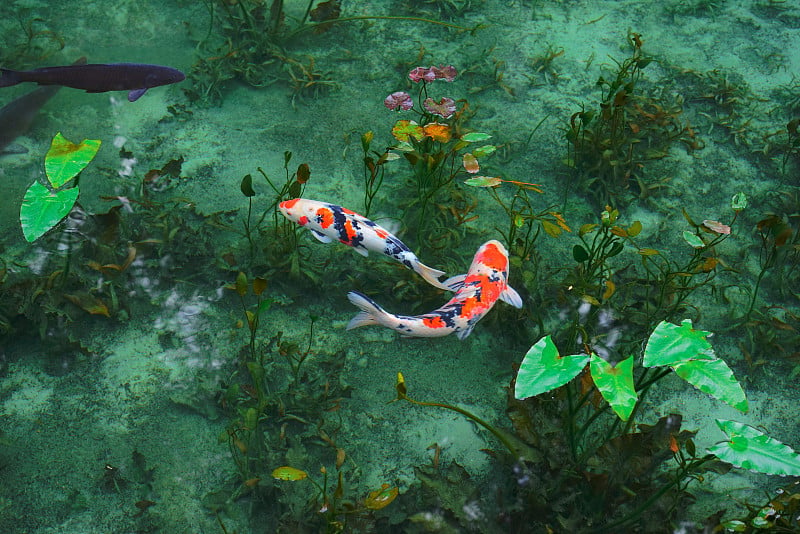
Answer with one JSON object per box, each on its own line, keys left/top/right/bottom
{"left": 310, "top": 229, "right": 333, "bottom": 243}
{"left": 353, "top": 246, "right": 369, "bottom": 257}
{"left": 443, "top": 274, "right": 467, "bottom": 291}
{"left": 128, "top": 88, "right": 147, "bottom": 102}
{"left": 500, "top": 285, "right": 523, "bottom": 309}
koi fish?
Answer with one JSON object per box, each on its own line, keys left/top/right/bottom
{"left": 346, "top": 240, "right": 522, "bottom": 339}
{"left": 0, "top": 62, "right": 185, "bottom": 102}
{"left": 279, "top": 198, "right": 452, "bottom": 291}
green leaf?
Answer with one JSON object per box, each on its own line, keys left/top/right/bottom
{"left": 683, "top": 230, "right": 705, "bottom": 249}
{"left": 464, "top": 176, "right": 501, "bottom": 188}
{"left": 461, "top": 132, "right": 492, "bottom": 142}
{"left": 240, "top": 173, "right": 255, "bottom": 197}
{"left": 471, "top": 145, "right": 497, "bottom": 158}
{"left": 391, "top": 120, "right": 424, "bottom": 143}
{"left": 45, "top": 132, "right": 101, "bottom": 188}
{"left": 515, "top": 336, "right": 589, "bottom": 399}
{"left": 572, "top": 244, "right": 590, "bottom": 262}
{"left": 708, "top": 420, "right": 800, "bottom": 476}
{"left": 19, "top": 181, "right": 80, "bottom": 242}
{"left": 731, "top": 192, "right": 747, "bottom": 212}
{"left": 590, "top": 354, "right": 638, "bottom": 421}
{"left": 271, "top": 466, "right": 308, "bottom": 481}
{"left": 643, "top": 319, "right": 715, "bottom": 367}
{"left": 673, "top": 359, "right": 748, "bottom": 413}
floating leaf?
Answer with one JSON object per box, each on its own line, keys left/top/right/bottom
{"left": 731, "top": 192, "right": 747, "bottom": 212}
{"left": 423, "top": 122, "right": 451, "bottom": 143}
{"left": 590, "top": 354, "right": 637, "bottom": 421}
{"left": 461, "top": 132, "right": 492, "bottom": 142}
{"left": 472, "top": 145, "right": 497, "bottom": 158}
{"left": 462, "top": 153, "right": 480, "bottom": 173}
{"left": 515, "top": 336, "right": 589, "bottom": 399}
{"left": 708, "top": 420, "right": 800, "bottom": 476}
{"left": 643, "top": 319, "right": 714, "bottom": 367}
{"left": 271, "top": 466, "right": 308, "bottom": 481}
{"left": 683, "top": 231, "right": 705, "bottom": 249}
{"left": 45, "top": 132, "right": 101, "bottom": 188}
{"left": 673, "top": 358, "right": 748, "bottom": 413}
{"left": 464, "top": 176, "right": 501, "bottom": 188}
{"left": 391, "top": 120, "right": 424, "bottom": 143}
{"left": 364, "top": 483, "right": 398, "bottom": 510}
{"left": 20, "top": 181, "right": 80, "bottom": 242}
{"left": 627, "top": 220, "right": 642, "bottom": 237}
{"left": 702, "top": 219, "right": 730, "bottom": 235}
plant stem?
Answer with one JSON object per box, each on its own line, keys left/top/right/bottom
{"left": 401, "top": 395, "right": 520, "bottom": 460}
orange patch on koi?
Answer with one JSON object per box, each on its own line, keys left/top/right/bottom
{"left": 342, "top": 220, "right": 358, "bottom": 242}
{"left": 317, "top": 208, "right": 335, "bottom": 229}
{"left": 298, "top": 216, "right": 309, "bottom": 225}
{"left": 477, "top": 243, "right": 508, "bottom": 271}
{"left": 281, "top": 198, "right": 301, "bottom": 209}
{"left": 422, "top": 316, "right": 446, "bottom": 328}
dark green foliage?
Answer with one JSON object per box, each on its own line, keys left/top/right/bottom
{"left": 566, "top": 33, "right": 700, "bottom": 206}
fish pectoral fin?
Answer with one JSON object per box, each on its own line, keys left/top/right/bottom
{"left": 310, "top": 229, "right": 334, "bottom": 243}
{"left": 500, "top": 285, "right": 523, "bottom": 309}
{"left": 353, "top": 246, "right": 369, "bottom": 257}
{"left": 443, "top": 274, "right": 467, "bottom": 292}
{"left": 456, "top": 324, "right": 475, "bottom": 340}
{"left": 128, "top": 88, "right": 148, "bottom": 102}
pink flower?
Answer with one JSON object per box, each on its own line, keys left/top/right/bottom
{"left": 423, "top": 97, "right": 456, "bottom": 118}
{"left": 384, "top": 91, "right": 413, "bottom": 111}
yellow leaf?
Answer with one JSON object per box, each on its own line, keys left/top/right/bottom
{"left": 603, "top": 280, "right": 616, "bottom": 300}
{"left": 271, "top": 466, "right": 308, "bottom": 481}
{"left": 638, "top": 248, "right": 660, "bottom": 256}
{"left": 364, "top": 484, "right": 398, "bottom": 510}
{"left": 423, "top": 122, "right": 452, "bottom": 143}
{"left": 462, "top": 153, "right": 480, "bottom": 173}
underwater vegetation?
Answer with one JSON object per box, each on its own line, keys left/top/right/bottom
{"left": 5, "top": 0, "right": 800, "bottom": 530}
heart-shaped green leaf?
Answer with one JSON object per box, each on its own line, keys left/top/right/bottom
{"left": 590, "top": 354, "right": 638, "bottom": 421}
{"left": 643, "top": 319, "right": 715, "bottom": 367}
{"left": 515, "top": 336, "right": 588, "bottom": 399}
{"left": 708, "top": 420, "right": 800, "bottom": 476}
{"left": 45, "top": 132, "right": 101, "bottom": 188}
{"left": 673, "top": 358, "right": 748, "bottom": 413}
{"left": 20, "top": 181, "right": 80, "bottom": 242}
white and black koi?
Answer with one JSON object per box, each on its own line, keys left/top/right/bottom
{"left": 279, "top": 198, "right": 453, "bottom": 291}
{"left": 346, "top": 240, "right": 523, "bottom": 340}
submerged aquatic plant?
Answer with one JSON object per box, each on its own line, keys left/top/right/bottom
{"left": 379, "top": 65, "right": 499, "bottom": 242}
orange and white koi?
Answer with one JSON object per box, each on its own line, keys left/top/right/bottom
{"left": 346, "top": 240, "right": 522, "bottom": 339}
{"left": 279, "top": 198, "right": 452, "bottom": 291}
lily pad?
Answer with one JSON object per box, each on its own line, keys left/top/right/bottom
{"left": 20, "top": 181, "right": 80, "bottom": 242}
{"left": 464, "top": 176, "right": 501, "bottom": 188}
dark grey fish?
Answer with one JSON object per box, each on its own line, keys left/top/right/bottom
{"left": 0, "top": 58, "right": 87, "bottom": 155}
{"left": 0, "top": 62, "right": 185, "bottom": 102}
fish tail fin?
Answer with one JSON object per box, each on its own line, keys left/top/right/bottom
{"left": 0, "top": 68, "right": 21, "bottom": 88}
{"left": 414, "top": 261, "right": 451, "bottom": 291}
{"left": 346, "top": 291, "right": 387, "bottom": 330}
